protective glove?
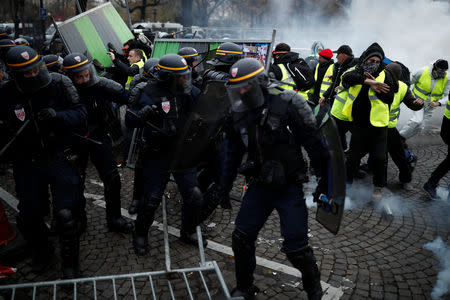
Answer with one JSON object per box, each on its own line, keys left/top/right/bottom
{"left": 37, "top": 108, "right": 57, "bottom": 121}
{"left": 259, "top": 160, "right": 286, "bottom": 189}
{"left": 137, "top": 105, "right": 157, "bottom": 121}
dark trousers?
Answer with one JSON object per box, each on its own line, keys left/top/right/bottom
{"left": 138, "top": 157, "right": 199, "bottom": 233}
{"left": 387, "top": 127, "right": 412, "bottom": 183}
{"left": 333, "top": 116, "right": 352, "bottom": 151}
{"left": 235, "top": 182, "right": 308, "bottom": 252}
{"left": 15, "top": 158, "right": 81, "bottom": 218}
{"left": 429, "top": 117, "right": 450, "bottom": 186}
{"left": 78, "top": 137, "right": 122, "bottom": 220}
{"left": 346, "top": 126, "right": 388, "bottom": 187}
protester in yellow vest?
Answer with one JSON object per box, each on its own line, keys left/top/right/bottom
{"left": 107, "top": 48, "right": 145, "bottom": 90}
{"left": 308, "top": 48, "right": 334, "bottom": 105}
{"left": 268, "top": 42, "right": 314, "bottom": 100}
{"left": 341, "top": 42, "right": 396, "bottom": 206}
{"left": 400, "top": 59, "right": 449, "bottom": 140}
{"left": 423, "top": 93, "right": 450, "bottom": 200}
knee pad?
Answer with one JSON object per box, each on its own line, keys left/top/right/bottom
{"left": 56, "top": 209, "right": 77, "bottom": 234}
{"left": 185, "top": 187, "right": 203, "bottom": 207}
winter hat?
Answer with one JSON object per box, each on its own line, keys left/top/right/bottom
{"left": 362, "top": 42, "right": 385, "bottom": 62}
{"left": 435, "top": 59, "right": 448, "bottom": 70}
{"left": 318, "top": 48, "right": 333, "bottom": 59}
{"left": 385, "top": 62, "right": 402, "bottom": 82}
{"left": 273, "top": 43, "right": 290, "bottom": 55}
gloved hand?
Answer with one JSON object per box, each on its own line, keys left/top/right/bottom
{"left": 137, "top": 105, "right": 157, "bottom": 121}
{"left": 37, "top": 108, "right": 57, "bottom": 121}
{"left": 259, "top": 160, "right": 286, "bottom": 189}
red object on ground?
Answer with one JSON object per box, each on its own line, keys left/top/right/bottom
{"left": 0, "top": 201, "right": 17, "bottom": 246}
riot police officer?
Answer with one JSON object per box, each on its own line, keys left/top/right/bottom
{"left": 178, "top": 47, "right": 202, "bottom": 88}
{"left": 0, "top": 46, "right": 87, "bottom": 279}
{"left": 196, "top": 42, "right": 245, "bottom": 215}
{"left": 126, "top": 54, "right": 204, "bottom": 255}
{"left": 126, "top": 57, "right": 159, "bottom": 215}
{"left": 223, "top": 58, "right": 326, "bottom": 299}
{"left": 63, "top": 53, "right": 133, "bottom": 233}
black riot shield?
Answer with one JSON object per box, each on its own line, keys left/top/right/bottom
{"left": 167, "top": 80, "right": 230, "bottom": 171}
{"left": 313, "top": 104, "right": 346, "bottom": 235}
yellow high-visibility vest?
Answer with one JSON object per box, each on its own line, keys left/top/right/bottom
{"left": 330, "top": 66, "right": 356, "bottom": 121}
{"left": 342, "top": 70, "right": 390, "bottom": 127}
{"left": 125, "top": 60, "right": 145, "bottom": 90}
{"left": 277, "top": 63, "right": 309, "bottom": 100}
{"left": 388, "top": 81, "right": 408, "bottom": 128}
{"left": 412, "top": 66, "right": 448, "bottom": 102}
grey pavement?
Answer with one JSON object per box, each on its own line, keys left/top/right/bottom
{"left": 0, "top": 130, "right": 449, "bottom": 300}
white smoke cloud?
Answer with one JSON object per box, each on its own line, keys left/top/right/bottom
{"left": 423, "top": 237, "right": 450, "bottom": 299}
{"left": 272, "top": 0, "right": 450, "bottom": 73}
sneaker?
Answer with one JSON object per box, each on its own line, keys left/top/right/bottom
{"left": 371, "top": 187, "right": 383, "bottom": 204}
{"left": 423, "top": 182, "right": 438, "bottom": 200}
{"left": 401, "top": 182, "right": 414, "bottom": 191}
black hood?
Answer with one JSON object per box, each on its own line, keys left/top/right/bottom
{"left": 361, "top": 42, "right": 385, "bottom": 62}
{"left": 273, "top": 51, "right": 300, "bottom": 64}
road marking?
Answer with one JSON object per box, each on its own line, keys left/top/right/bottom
{"left": 1, "top": 187, "right": 344, "bottom": 299}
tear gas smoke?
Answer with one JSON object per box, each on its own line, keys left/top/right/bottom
{"left": 272, "top": 0, "right": 450, "bottom": 72}
{"left": 423, "top": 237, "right": 450, "bottom": 299}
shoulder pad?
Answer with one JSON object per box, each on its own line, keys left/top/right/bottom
{"left": 204, "top": 69, "right": 229, "bottom": 82}
{"left": 97, "top": 77, "right": 123, "bottom": 94}
{"left": 51, "top": 73, "right": 80, "bottom": 104}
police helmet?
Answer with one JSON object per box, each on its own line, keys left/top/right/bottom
{"left": 226, "top": 58, "right": 266, "bottom": 112}
{"left": 177, "top": 47, "right": 199, "bottom": 67}
{"left": 208, "top": 42, "right": 243, "bottom": 67}
{"left": 43, "top": 54, "right": 62, "bottom": 73}
{"left": 63, "top": 53, "right": 99, "bottom": 87}
{"left": 14, "top": 37, "right": 29, "bottom": 46}
{"left": 143, "top": 57, "right": 159, "bottom": 78}
{"left": 0, "top": 39, "right": 16, "bottom": 57}
{"left": 6, "top": 45, "right": 51, "bottom": 93}
{"left": 156, "top": 53, "right": 190, "bottom": 80}
{"left": 0, "top": 28, "right": 8, "bottom": 40}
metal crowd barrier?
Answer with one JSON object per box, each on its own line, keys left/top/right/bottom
{"left": 0, "top": 196, "right": 243, "bottom": 300}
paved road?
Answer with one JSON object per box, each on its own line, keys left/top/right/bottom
{"left": 1, "top": 131, "right": 449, "bottom": 300}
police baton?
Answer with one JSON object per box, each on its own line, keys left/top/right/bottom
{"left": 72, "top": 132, "right": 103, "bottom": 145}
{"left": 0, "top": 120, "right": 30, "bottom": 158}
{"left": 126, "top": 109, "right": 168, "bottom": 136}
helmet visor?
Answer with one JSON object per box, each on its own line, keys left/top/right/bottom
{"left": 226, "top": 78, "right": 264, "bottom": 112}
{"left": 14, "top": 60, "right": 51, "bottom": 93}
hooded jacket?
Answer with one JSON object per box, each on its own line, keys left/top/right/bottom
{"left": 341, "top": 43, "right": 396, "bottom": 128}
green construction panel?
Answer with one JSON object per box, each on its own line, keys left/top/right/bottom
{"left": 74, "top": 17, "right": 112, "bottom": 66}
{"left": 152, "top": 41, "right": 180, "bottom": 58}
{"left": 209, "top": 42, "right": 221, "bottom": 51}
{"left": 102, "top": 4, "right": 134, "bottom": 44}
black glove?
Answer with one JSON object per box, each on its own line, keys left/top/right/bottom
{"left": 259, "top": 160, "right": 286, "bottom": 189}
{"left": 37, "top": 108, "right": 57, "bottom": 121}
{"left": 137, "top": 105, "right": 157, "bottom": 121}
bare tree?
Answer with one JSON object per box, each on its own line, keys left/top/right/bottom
{"left": 192, "top": 0, "right": 226, "bottom": 27}
{"left": 112, "top": 0, "right": 162, "bottom": 21}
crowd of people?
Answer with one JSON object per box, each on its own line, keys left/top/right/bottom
{"left": 0, "top": 26, "right": 449, "bottom": 300}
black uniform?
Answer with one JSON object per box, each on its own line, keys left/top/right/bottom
{"left": 1, "top": 46, "right": 87, "bottom": 279}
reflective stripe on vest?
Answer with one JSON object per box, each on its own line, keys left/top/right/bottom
{"left": 342, "top": 70, "right": 389, "bottom": 127}
{"left": 125, "top": 60, "right": 145, "bottom": 90}
{"left": 412, "top": 66, "right": 448, "bottom": 102}
{"left": 388, "top": 81, "right": 408, "bottom": 128}
{"left": 330, "top": 66, "right": 356, "bottom": 121}
{"left": 319, "top": 64, "right": 334, "bottom": 97}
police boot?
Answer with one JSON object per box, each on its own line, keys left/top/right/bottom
{"left": 286, "top": 246, "right": 323, "bottom": 300}
{"left": 104, "top": 171, "right": 133, "bottom": 233}
{"left": 128, "top": 199, "right": 139, "bottom": 215}
{"left": 133, "top": 196, "right": 160, "bottom": 256}
{"left": 56, "top": 209, "right": 80, "bottom": 279}
{"left": 230, "top": 229, "right": 259, "bottom": 298}
{"left": 16, "top": 215, "right": 54, "bottom": 272}
{"left": 180, "top": 187, "right": 207, "bottom": 247}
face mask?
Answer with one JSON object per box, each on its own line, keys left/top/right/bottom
{"left": 362, "top": 61, "right": 380, "bottom": 75}
{"left": 432, "top": 68, "right": 446, "bottom": 79}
